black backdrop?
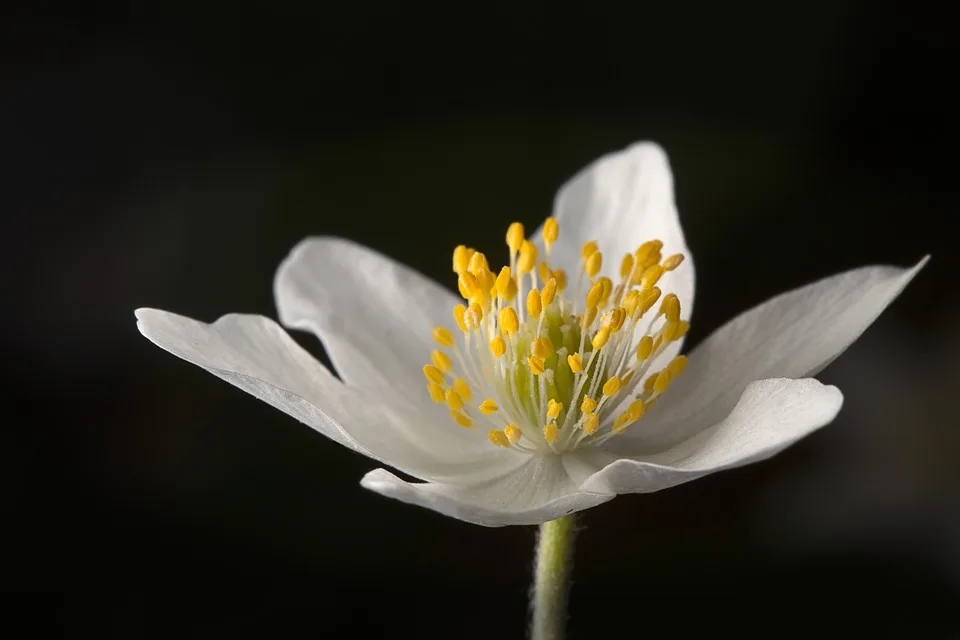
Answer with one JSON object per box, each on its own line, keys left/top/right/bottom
{"left": 5, "top": 2, "right": 958, "bottom": 637}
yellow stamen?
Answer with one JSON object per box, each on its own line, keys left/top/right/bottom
{"left": 454, "top": 378, "right": 473, "bottom": 402}
{"left": 597, "top": 277, "right": 613, "bottom": 307}
{"left": 490, "top": 334, "right": 507, "bottom": 357}
{"left": 585, "top": 251, "right": 602, "bottom": 278}
{"left": 667, "top": 355, "right": 688, "bottom": 378}
{"left": 528, "top": 356, "right": 545, "bottom": 375}
{"left": 445, "top": 388, "right": 464, "bottom": 410}
{"left": 662, "top": 320, "right": 690, "bottom": 342}
{"left": 602, "top": 376, "right": 622, "bottom": 397}
{"left": 653, "top": 370, "right": 672, "bottom": 394}
{"left": 547, "top": 399, "right": 562, "bottom": 419}
{"left": 662, "top": 253, "right": 684, "bottom": 271}
{"left": 479, "top": 399, "right": 499, "bottom": 414}
{"left": 488, "top": 429, "right": 510, "bottom": 447}
{"left": 553, "top": 268, "right": 567, "bottom": 291}
{"left": 638, "top": 287, "right": 662, "bottom": 316}
{"left": 585, "top": 281, "right": 604, "bottom": 309}
{"left": 506, "top": 222, "right": 525, "bottom": 253}
{"left": 468, "top": 251, "right": 489, "bottom": 276}
{"left": 583, "top": 413, "right": 599, "bottom": 435}
{"left": 453, "top": 304, "right": 468, "bottom": 332}
{"left": 636, "top": 335, "right": 654, "bottom": 361}
{"left": 465, "top": 302, "right": 484, "bottom": 329}
{"left": 567, "top": 353, "right": 583, "bottom": 373}
{"left": 639, "top": 264, "right": 664, "bottom": 290}
{"left": 660, "top": 293, "right": 680, "bottom": 322}
{"left": 451, "top": 411, "right": 473, "bottom": 428}
{"left": 626, "top": 398, "right": 646, "bottom": 422}
{"left": 499, "top": 307, "right": 519, "bottom": 336}
{"left": 601, "top": 307, "right": 626, "bottom": 332}
{"left": 423, "top": 364, "right": 444, "bottom": 384}
{"left": 592, "top": 327, "right": 610, "bottom": 350}
{"left": 581, "top": 307, "right": 598, "bottom": 328}
{"left": 453, "top": 245, "right": 471, "bottom": 273}
{"left": 538, "top": 261, "right": 551, "bottom": 283}
{"left": 543, "top": 423, "right": 559, "bottom": 444}
{"left": 581, "top": 240, "right": 598, "bottom": 260}
{"left": 541, "top": 278, "right": 558, "bottom": 307}
{"left": 496, "top": 266, "right": 516, "bottom": 300}
{"left": 517, "top": 240, "right": 538, "bottom": 274}
{"left": 505, "top": 424, "right": 522, "bottom": 443}
{"left": 432, "top": 327, "right": 455, "bottom": 347}
{"left": 580, "top": 396, "right": 597, "bottom": 413}
{"left": 620, "top": 253, "right": 634, "bottom": 279}
{"left": 532, "top": 336, "right": 554, "bottom": 359}
{"left": 543, "top": 217, "right": 559, "bottom": 249}
{"left": 431, "top": 349, "right": 452, "bottom": 373}
{"left": 526, "top": 288, "right": 542, "bottom": 317}
{"left": 427, "top": 382, "right": 445, "bottom": 403}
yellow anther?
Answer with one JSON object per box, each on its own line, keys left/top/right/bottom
{"left": 495, "top": 266, "right": 515, "bottom": 300}
{"left": 538, "top": 261, "right": 551, "bottom": 283}
{"left": 543, "top": 217, "right": 559, "bottom": 248}
{"left": 567, "top": 353, "right": 583, "bottom": 374}
{"left": 543, "top": 423, "right": 559, "bottom": 444}
{"left": 505, "top": 424, "right": 522, "bottom": 443}
{"left": 626, "top": 398, "right": 646, "bottom": 422}
{"left": 638, "top": 287, "right": 662, "bottom": 316}
{"left": 517, "top": 240, "right": 538, "bottom": 274}
{"left": 475, "top": 266, "right": 496, "bottom": 297}
{"left": 468, "top": 251, "right": 489, "bottom": 276}
{"left": 639, "top": 264, "right": 664, "bottom": 290}
{"left": 454, "top": 377, "right": 473, "bottom": 402}
{"left": 527, "top": 288, "right": 542, "bottom": 317}
{"left": 465, "top": 302, "right": 484, "bottom": 329}
{"left": 592, "top": 327, "right": 611, "bottom": 350}
{"left": 620, "top": 253, "right": 635, "bottom": 279}
{"left": 662, "top": 253, "right": 685, "bottom": 271}
{"left": 652, "top": 335, "right": 663, "bottom": 352}
{"left": 660, "top": 293, "right": 680, "bottom": 322}
{"left": 532, "top": 336, "right": 554, "bottom": 359}
{"left": 541, "top": 278, "right": 558, "bottom": 307}
{"left": 667, "top": 355, "right": 688, "bottom": 378}
{"left": 479, "top": 399, "right": 499, "bottom": 415}
{"left": 528, "top": 356, "right": 545, "bottom": 375}
{"left": 490, "top": 334, "right": 507, "bottom": 357}
{"left": 585, "top": 251, "right": 602, "bottom": 278}
{"left": 585, "top": 281, "right": 604, "bottom": 309}
{"left": 580, "top": 396, "right": 597, "bottom": 413}
{"left": 506, "top": 222, "right": 525, "bottom": 253}
{"left": 458, "top": 271, "right": 478, "bottom": 299}
{"left": 553, "top": 268, "right": 567, "bottom": 291}
{"left": 547, "top": 399, "right": 563, "bottom": 419}
{"left": 453, "top": 245, "right": 471, "bottom": 273}
{"left": 451, "top": 410, "right": 473, "bottom": 428}
{"left": 663, "top": 320, "right": 690, "bottom": 342}
{"left": 602, "top": 376, "right": 622, "bottom": 397}
{"left": 644, "top": 373, "right": 658, "bottom": 393}
{"left": 597, "top": 277, "right": 613, "bottom": 307}
{"left": 601, "top": 307, "right": 626, "bottom": 332}
{"left": 653, "top": 370, "right": 672, "bottom": 394}
{"left": 423, "top": 364, "right": 444, "bottom": 384}
{"left": 581, "top": 306, "right": 598, "bottom": 328}
{"left": 445, "top": 388, "right": 465, "bottom": 410}
{"left": 453, "top": 304, "right": 468, "bottom": 332}
{"left": 612, "top": 414, "right": 629, "bottom": 432}
{"left": 499, "top": 307, "right": 519, "bottom": 336}
{"left": 431, "top": 349, "right": 452, "bottom": 373}
{"left": 623, "top": 290, "right": 640, "bottom": 316}
{"left": 488, "top": 429, "right": 510, "bottom": 447}
{"left": 432, "top": 327, "right": 455, "bottom": 347}
{"left": 581, "top": 240, "right": 599, "bottom": 260}
{"left": 636, "top": 335, "right": 654, "bottom": 361}
{"left": 582, "top": 412, "right": 599, "bottom": 435}
{"left": 622, "top": 372, "right": 633, "bottom": 386}
{"left": 635, "top": 239, "right": 664, "bottom": 267}
{"left": 427, "top": 382, "right": 445, "bottom": 403}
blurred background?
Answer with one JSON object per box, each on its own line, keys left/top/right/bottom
{"left": 5, "top": 1, "right": 958, "bottom": 637}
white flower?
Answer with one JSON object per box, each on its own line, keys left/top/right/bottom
{"left": 136, "top": 142, "right": 926, "bottom": 527}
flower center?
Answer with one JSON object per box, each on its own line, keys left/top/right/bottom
{"left": 422, "top": 219, "right": 689, "bottom": 454}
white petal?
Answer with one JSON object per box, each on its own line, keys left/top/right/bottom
{"left": 633, "top": 258, "right": 926, "bottom": 451}
{"left": 274, "top": 237, "right": 461, "bottom": 420}
{"left": 532, "top": 141, "right": 694, "bottom": 379}
{"left": 584, "top": 378, "right": 843, "bottom": 494}
{"left": 135, "top": 309, "right": 506, "bottom": 482}
{"left": 361, "top": 452, "right": 615, "bottom": 527}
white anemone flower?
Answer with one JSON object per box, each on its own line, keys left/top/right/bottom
{"left": 136, "top": 142, "right": 926, "bottom": 527}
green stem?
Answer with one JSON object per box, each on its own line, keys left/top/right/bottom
{"left": 531, "top": 515, "right": 576, "bottom": 640}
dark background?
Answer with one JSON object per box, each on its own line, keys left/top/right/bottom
{"left": 5, "top": 2, "right": 958, "bottom": 637}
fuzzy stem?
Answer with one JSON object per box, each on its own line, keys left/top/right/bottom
{"left": 530, "top": 515, "right": 575, "bottom": 640}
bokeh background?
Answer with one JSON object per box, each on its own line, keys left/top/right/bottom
{"left": 6, "top": 2, "right": 958, "bottom": 637}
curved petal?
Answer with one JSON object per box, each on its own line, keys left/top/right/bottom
{"left": 585, "top": 378, "right": 843, "bottom": 494}
{"left": 274, "top": 237, "right": 462, "bottom": 423}
{"left": 531, "top": 142, "right": 695, "bottom": 379}
{"left": 631, "top": 257, "right": 926, "bottom": 451}
{"left": 135, "top": 309, "right": 507, "bottom": 482}
{"left": 361, "top": 452, "right": 616, "bottom": 527}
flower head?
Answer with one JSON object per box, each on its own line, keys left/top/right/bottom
{"left": 136, "top": 142, "right": 926, "bottom": 526}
